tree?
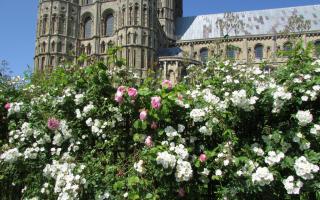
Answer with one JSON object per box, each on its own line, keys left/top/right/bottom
{"left": 216, "top": 12, "right": 246, "bottom": 37}
{"left": 283, "top": 11, "right": 311, "bottom": 34}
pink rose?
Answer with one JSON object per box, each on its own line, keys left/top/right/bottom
{"left": 4, "top": 103, "right": 11, "bottom": 110}
{"left": 178, "top": 188, "right": 185, "bottom": 197}
{"left": 151, "top": 121, "right": 158, "bottom": 130}
{"left": 115, "top": 91, "right": 124, "bottom": 103}
{"left": 140, "top": 110, "right": 147, "bottom": 121}
{"left": 117, "top": 86, "right": 126, "bottom": 94}
{"left": 151, "top": 96, "right": 161, "bottom": 110}
{"left": 128, "top": 87, "right": 138, "bottom": 99}
{"left": 162, "top": 80, "right": 173, "bottom": 90}
{"left": 145, "top": 136, "right": 153, "bottom": 147}
{"left": 47, "top": 118, "right": 60, "bottom": 130}
{"left": 199, "top": 153, "right": 207, "bottom": 163}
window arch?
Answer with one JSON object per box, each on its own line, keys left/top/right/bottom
{"left": 83, "top": 16, "right": 92, "bottom": 39}
{"left": 59, "top": 15, "right": 66, "bottom": 34}
{"left": 41, "top": 57, "right": 46, "bottom": 71}
{"left": 105, "top": 14, "right": 114, "bottom": 36}
{"left": 84, "top": 0, "right": 93, "bottom": 5}
{"left": 51, "top": 15, "right": 57, "bottom": 33}
{"left": 57, "top": 41, "right": 62, "bottom": 52}
{"left": 42, "top": 42, "right": 46, "bottom": 53}
{"left": 80, "top": 45, "right": 85, "bottom": 54}
{"left": 142, "top": 5, "right": 147, "bottom": 26}
{"left": 42, "top": 15, "right": 48, "bottom": 35}
{"left": 86, "top": 43, "right": 91, "bottom": 55}
{"left": 315, "top": 40, "right": 320, "bottom": 57}
{"left": 101, "top": 41, "right": 106, "bottom": 53}
{"left": 254, "top": 44, "right": 264, "bottom": 60}
{"left": 226, "top": 47, "right": 236, "bottom": 59}
{"left": 283, "top": 42, "right": 293, "bottom": 52}
{"left": 51, "top": 41, "right": 56, "bottom": 52}
{"left": 134, "top": 4, "right": 139, "bottom": 25}
{"left": 200, "top": 48, "right": 208, "bottom": 62}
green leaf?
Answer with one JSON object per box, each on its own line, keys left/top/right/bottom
{"left": 146, "top": 193, "right": 153, "bottom": 199}
{"left": 128, "top": 176, "right": 140, "bottom": 187}
{"left": 139, "top": 88, "right": 151, "bottom": 96}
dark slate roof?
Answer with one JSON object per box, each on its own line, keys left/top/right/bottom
{"left": 175, "top": 5, "right": 320, "bottom": 41}
{"left": 158, "top": 47, "right": 183, "bottom": 57}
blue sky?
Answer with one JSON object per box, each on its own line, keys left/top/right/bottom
{"left": 0, "top": 0, "right": 319, "bottom": 76}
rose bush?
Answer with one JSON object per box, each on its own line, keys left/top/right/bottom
{"left": 0, "top": 42, "right": 319, "bottom": 199}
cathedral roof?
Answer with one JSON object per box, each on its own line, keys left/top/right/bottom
{"left": 175, "top": 5, "right": 320, "bottom": 41}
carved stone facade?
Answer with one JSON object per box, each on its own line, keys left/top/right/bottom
{"left": 34, "top": 1, "right": 320, "bottom": 83}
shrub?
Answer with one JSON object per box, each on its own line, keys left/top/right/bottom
{"left": 0, "top": 42, "right": 319, "bottom": 200}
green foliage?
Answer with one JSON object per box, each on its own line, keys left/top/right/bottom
{"left": 0, "top": 43, "right": 320, "bottom": 200}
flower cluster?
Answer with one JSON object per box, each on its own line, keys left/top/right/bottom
{"left": 175, "top": 159, "right": 193, "bottom": 182}
{"left": 190, "top": 109, "right": 206, "bottom": 122}
{"left": 7, "top": 102, "right": 23, "bottom": 116}
{"left": 296, "top": 110, "right": 313, "bottom": 126}
{"left": 230, "top": 90, "right": 258, "bottom": 111}
{"left": 156, "top": 151, "right": 177, "bottom": 169}
{"left": 271, "top": 86, "right": 292, "bottom": 113}
{"left": 294, "top": 156, "right": 319, "bottom": 180}
{"left": 0, "top": 148, "right": 22, "bottom": 163}
{"left": 282, "top": 176, "right": 303, "bottom": 195}
{"left": 251, "top": 167, "right": 274, "bottom": 186}
{"left": 134, "top": 160, "right": 145, "bottom": 174}
{"left": 43, "top": 160, "right": 86, "bottom": 200}
{"left": 264, "top": 151, "right": 285, "bottom": 166}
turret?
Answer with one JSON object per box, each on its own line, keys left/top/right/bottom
{"left": 157, "top": 0, "right": 182, "bottom": 39}
{"left": 35, "top": 0, "right": 80, "bottom": 72}
{"left": 116, "top": 0, "right": 159, "bottom": 78}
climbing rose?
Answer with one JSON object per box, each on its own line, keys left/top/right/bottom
{"left": 140, "top": 110, "right": 147, "bottom": 121}
{"left": 151, "top": 122, "right": 158, "bottom": 129}
{"left": 151, "top": 96, "right": 161, "bottom": 110}
{"left": 117, "top": 86, "right": 126, "bottom": 94}
{"left": 47, "top": 118, "right": 60, "bottom": 130}
{"left": 145, "top": 136, "right": 153, "bottom": 147}
{"left": 178, "top": 188, "right": 185, "bottom": 197}
{"left": 128, "top": 87, "right": 138, "bottom": 99}
{"left": 115, "top": 91, "right": 124, "bottom": 103}
{"left": 199, "top": 153, "right": 207, "bottom": 163}
{"left": 4, "top": 103, "right": 11, "bottom": 110}
{"left": 162, "top": 80, "right": 173, "bottom": 90}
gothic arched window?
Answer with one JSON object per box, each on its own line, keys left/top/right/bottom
{"left": 254, "top": 44, "right": 264, "bottom": 60}
{"left": 105, "top": 14, "right": 114, "bottom": 36}
{"left": 84, "top": 16, "right": 92, "bottom": 39}
{"left": 42, "top": 15, "right": 48, "bottom": 34}
{"left": 226, "top": 47, "right": 236, "bottom": 59}
{"left": 134, "top": 4, "right": 139, "bottom": 25}
{"left": 51, "top": 41, "right": 56, "bottom": 52}
{"left": 122, "top": 8, "right": 126, "bottom": 26}
{"left": 51, "top": 15, "right": 57, "bottom": 33}
{"left": 59, "top": 15, "right": 66, "bottom": 34}
{"left": 200, "top": 48, "right": 208, "bottom": 62}
{"left": 68, "top": 17, "right": 75, "bottom": 36}
{"left": 86, "top": 43, "right": 91, "bottom": 55}
{"left": 57, "top": 41, "right": 62, "bottom": 52}
{"left": 101, "top": 41, "right": 106, "bottom": 54}
{"left": 85, "top": 0, "right": 93, "bottom": 5}
{"left": 42, "top": 42, "right": 46, "bottom": 53}
{"left": 41, "top": 57, "right": 46, "bottom": 71}
{"left": 283, "top": 42, "right": 293, "bottom": 52}
{"left": 142, "top": 5, "right": 147, "bottom": 26}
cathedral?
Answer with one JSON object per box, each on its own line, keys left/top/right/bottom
{"left": 34, "top": 0, "right": 320, "bottom": 83}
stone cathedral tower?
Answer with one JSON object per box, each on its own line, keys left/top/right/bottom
{"left": 34, "top": 0, "right": 173, "bottom": 78}
{"left": 35, "top": 0, "right": 80, "bottom": 72}
{"left": 157, "top": 0, "right": 182, "bottom": 40}
{"left": 35, "top": 1, "right": 319, "bottom": 84}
